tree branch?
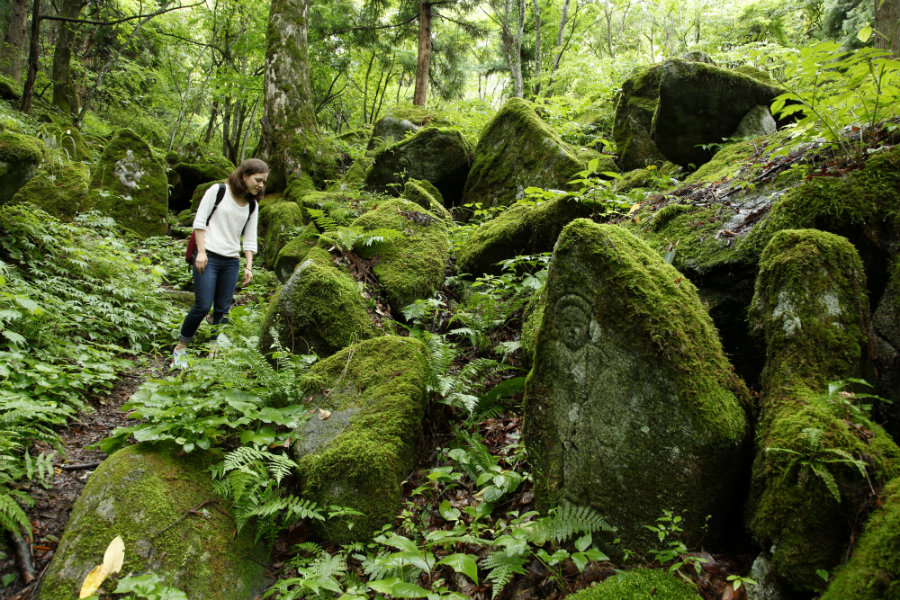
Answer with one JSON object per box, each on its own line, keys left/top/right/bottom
{"left": 38, "top": 0, "right": 203, "bottom": 26}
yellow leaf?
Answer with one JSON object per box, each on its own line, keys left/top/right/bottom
{"left": 102, "top": 535, "right": 125, "bottom": 575}
{"left": 629, "top": 203, "right": 641, "bottom": 214}
{"left": 317, "top": 408, "right": 331, "bottom": 420}
{"left": 79, "top": 565, "right": 106, "bottom": 598}
{"left": 79, "top": 535, "right": 125, "bottom": 598}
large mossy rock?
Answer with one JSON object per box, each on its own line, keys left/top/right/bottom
{"left": 273, "top": 222, "right": 320, "bottom": 282}
{"left": 402, "top": 179, "right": 451, "bottom": 223}
{"left": 364, "top": 127, "right": 473, "bottom": 206}
{"left": 456, "top": 194, "right": 601, "bottom": 277}
{"left": 0, "top": 130, "right": 45, "bottom": 204}
{"left": 259, "top": 200, "right": 305, "bottom": 268}
{"left": 565, "top": 568, "right": 703, "bottom": 600}
{"left": 37, "top": 444, "right": 267, "bottom": 600}
{"left": 89, "top": 129, "right": 168, "bottom": 237}
{"left": 292, "top": 335, "right": 428, "bottom": 542}
{"left": 524, "top": 219, "right": 749, "bottom": 556}
{"left": 747, "top": 229, "right": 900, "bottom": 594}
{"left": 461, "top": 98, "right": 583, "bottom": 211}
{"left": 10, "top": 162, "right": 92, "bottom": 220}
{"left": 613, "top": 64, "right": 666, "bottom": 171}
{"left": 298, "top": 190, "right": 368, "bottom": 230}
{"left": 874, "top": 256, "right": 900, "bottom": 437}
{"left": 821, "top": 477, "right": 900, "bottom": 600}
{"left": 651, "top": 59, "right": 783, "bottom": 168}
{"left": 350, "top": 198, "right": 450, "bottom": 311}
{"left": 259, "top": 246, "right": 382, "bottom": 358}
{"left": 367, "top": 115, "right": 420, "bottom": 150}
{"left": 168, "top": 157, "right": 234, "bottom": 213}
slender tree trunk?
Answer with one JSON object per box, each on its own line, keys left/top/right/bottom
{"left": 2, "top": 0, "right": 28, "bottom": 83}
{"left": 52, "top": 0, "right": 87, "bottom": 117}
{"left": 875, "top": 0, "right": 900, "bottom": 54}
{"left": 546, "top": 0, "right": 571, "bottom": 93}
{"left": 261, "top": 0, "right": 323, "bottom": 189}
{"left": 20, "top": 0, "right": 40, "bottom": 113}
{"left": 205, "top": 100, "right": 219, "bottom": 144}
{"left": 532, "top": 0, "right": 542, "bottom": 97}
{"left": 362, "top": 51, "right": 375, "bottom": 123}
{"left": 239, "top": 97, "right": 259, "bottom": 162}
{"left": 413, "top": 1, "right": 432, "bottom": 106}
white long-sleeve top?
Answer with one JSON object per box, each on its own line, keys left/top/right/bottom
{"left": 192, "top": 183, "right": 258, "bottom": 257}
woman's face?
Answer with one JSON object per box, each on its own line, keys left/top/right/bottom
{"left": 243, "top": 172, "right": 268, "bottom": 195}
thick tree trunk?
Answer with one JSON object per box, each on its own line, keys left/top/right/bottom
{"left": 261, "top": 0, "right": 322, "bottom": 190}
{"left": 51, "top": 0, "right": 86, "bottom": 117}
{"left": 2, "top": 0, "right": 28, "bottom": 83}
{"left": 413, "top": 1, "right": 432, "bottom": 106}
{"left": 875, "top": 0, "right": 900, "bottom": 54}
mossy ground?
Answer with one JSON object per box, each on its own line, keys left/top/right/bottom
{"left": 293, "top": 336, "right": 428, "bottom": 542}
{"left": 351, "top": 198, "right": 450, "bottom": 311}
{"left": 37, "top": 444, "right": 267, "bottom": 600}
{"left": 258, "top": 246, "right": 382, "bottom": 358}
{"left": 461, "top": 97, "right": 583, "bottom": 210}
{"left": 565, "top": 568, "right": 703, "bottom": 600}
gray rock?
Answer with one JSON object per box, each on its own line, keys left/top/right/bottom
{"left": 613, "top": 64, "right": 667, "bottom": 171}
{"left": 746, "top": 553, "right": 789, "bottom": 600}
{"left": 732, "top": 105, "right": 777, "bottom": 139}
{"left": 524, "top": 219, "right": 749, "bottom": 557}
{"left": 367, "top": 116, "right": 420, "bottom": 150}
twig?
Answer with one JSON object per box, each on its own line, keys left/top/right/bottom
{"left": 8, "top": 530, "right": 36, "bottom": 584}
{"left": 57, "top": 462, "right": 101, "bottom": 471}
{"left": 151, "top": 500, "right": 229, "bottom": 539}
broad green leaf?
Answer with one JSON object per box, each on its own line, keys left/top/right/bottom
{"left": 437, "top": 553, "right": 479, "bottom": 584}
{"left": 368, "top": 578, "right": 431, "bottom": 598}
{"left": 439, "top": 500, "right": 461, "bottom": 521}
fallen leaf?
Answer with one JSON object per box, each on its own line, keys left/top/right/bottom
{"left": 317, "top": 409, "right": 331, "bottom": 420}
{"left": 79, "top": 535, "right": 125, "bottom": 598}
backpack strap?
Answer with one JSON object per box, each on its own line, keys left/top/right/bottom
{"left": 205, "top": 183, "right": 227, "bottom": 226}
{"left": 241, "top": 199, "right": 256, "bottom": 236}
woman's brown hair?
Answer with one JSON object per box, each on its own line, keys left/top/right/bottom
{"left": 227, "top": 158, "right": 269, "bottom": 202}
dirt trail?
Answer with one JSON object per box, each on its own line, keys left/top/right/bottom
{"left": 1, "top": 360, "right": 165, "bottom": 600}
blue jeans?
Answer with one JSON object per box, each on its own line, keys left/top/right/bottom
{"left": 178, "top": 251, "right": 240, "bottom": 344}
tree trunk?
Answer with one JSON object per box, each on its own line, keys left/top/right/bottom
{"left": 2, "top": 0, "right": 28, "bottom": 83}
{"left": 51, "top": 0, "right": 86, "bottom": 117}
{"left": 875, "top": 0, "right": 900, "bottom": 54}
{"left": 261, "top": 0, "right": 322, "bottom": 190}
{"left": 413, "top": 1, "right": 432, "bottom": 106}
{"left": 20, "top": 0, "right": 40, "bottom": 113}
{"left": 532, "top": 0, "right": 542, "bottom": 97}
{"left": 546, "top": 0, "right": 571, "bottom": 92}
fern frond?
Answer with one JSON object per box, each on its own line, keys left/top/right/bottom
{"left": 529, "top": 504, "right": 613, "bottom": 544}
{"left": 0, "top": 487, "right": 33, "bottom": 539}
{"left": 481, "top": 549, "right": 528, "bottom": 598}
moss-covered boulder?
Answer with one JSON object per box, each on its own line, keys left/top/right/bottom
{"left": 259, "top": 246, "right": 382, "bottom": 358}
{"left": 873, "top": 256, "right": 900, "bottom": 438}
{"left": 298, "top": 190, "right": 369, "bottom": 230}
{"left": 0, "top": 130, "right": 45, "bottom": 204}
{"left": 9, "top": 162, "right": 91, "bottom": 220}
{"left": 652, "top": 59, "right": 784, "bottom": 168}
{"left": 351, "top": 198, "right": 450, "bottom": 311}
{"left": 367, "top": 115, "right": 420, "bottom": 150}
{"left": 0, "top": 74, "right": 21, "bottom": 101}
{"left": 456, "top": 194, "right": 602, "bottom": 277}
{"left": 364, "top": 127, "right": 473, "bottom": 206}
{"left": 821, "top": 477, "right": 900, "bottom": 600}
{"left": 524, "top": 219, "right": 749, "bottom": 556}
{"left": 292, "top": 335, "right": 427, "bottom": 542}
{"left": 36, "top": 444, "right": 267, "bottom": 600}
{"left": 41, "top": 123, "right": 92, "bottom": 162}
{"left": 564, "top": 568, "right": 703, "bottom": 600}
{"left": 273, "top": 222, "right": 319, "bottom": 282}
{"left": 461, "top": 98, "right": 583, "bottom": 211}
{"left": 520, "top": 283, "right": 546, "bottom": 367}
{"left": 259, "top": 200, "right": 304, "bottom": 268}
{"left": 329, "top": 157, "right": 373, "bottom": 193}
{"left": 747, "top": 229, "right": 900, "bottom": 594}
{"left": 402, "top": 179, "right": 451, "bottom": 223}
{"left": 168, "top": 157, "right": 234, "bottom": 213}
{"left": 89, "top": 129, "right": 168, "bottom": 237}
{"left": 613, "top": 63, "right": 666, "bottom": 171}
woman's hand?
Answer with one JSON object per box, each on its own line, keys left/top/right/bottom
{"left": 242, "top": 267, "right": 253, "bottom": 286}
{"left": 195, "top": 251, "right": 208, "bottom": 273}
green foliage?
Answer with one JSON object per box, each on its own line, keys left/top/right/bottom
{"left": 770, "top": 42, "right": 900, "bottom": 159}
{"left": 644, "top": 511, "right": 709, "bottom": 576}
{"left": 112, "top": 573, "right": 189, "bottom": 600}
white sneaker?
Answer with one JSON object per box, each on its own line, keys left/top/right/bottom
{"left": 172, "top": 348, "right": 189, "bottom": 369}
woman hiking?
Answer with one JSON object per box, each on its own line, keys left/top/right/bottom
{"left": 172, "top": 158, "right": 268, "bottom": 368}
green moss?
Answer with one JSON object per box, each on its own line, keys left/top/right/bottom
{"left": 293, "top": 336, "right": 428, "bottom": 542}
{"left": 259, "top": 200, "right": 304, "bottom": 268}
{"left": 37, "top": 444, "right": 267, "bottom": 600}
{"left": 822, "top": 477, "right": 900, "bottom": 600}
{"left": 566, "top": 568, "right": 703, "bottom": 600}
{"left": 525, "top": 219, "right": 749, "bottom": 554}
{"left": 402, "top": 179, "right": 452, "bottom": 223}
{"left": 9, "top": 162, "right": 91, "bottom": 220}
{"left": 389, "top": 106, "right": 444, "bottom": 126}
{"left": 747, "top": 229, "right": 900, "bottom": 593}
{"left": 461, "top": 98, "right": 583, "bottom": 210}
{"left": 457, "top": 194, "right": 605, "bottom": 276}
{"left": 89, "top": 128, "right": 168, "bottom": 237}
{"left": 683, "top": 138, "right": 763, "bottom": 184}
{"left": 273, "top": 222, "right": 320, "bottom": 281}
{"left": 298, "top": 190, "right": 372, "bottom": 230}
{"left": 258, "top": 246, "right": 382, "bottom": 358}
{"left": 0, "top": 129, "right": 45, "bottom": 164}
{"left": 520, "top": 283, "right": 546, "bottom": 367}
{"left": 733, "top": 64, "right": 773, "bottom": 83}
{"left": 351, "top": 198, "right": 450, "bottom": 310}
{"left": 329, "top": 157, "right": 373, "bottom": 193}
{"left": 284, "top": 172, "right": 316, "bottom": 202}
